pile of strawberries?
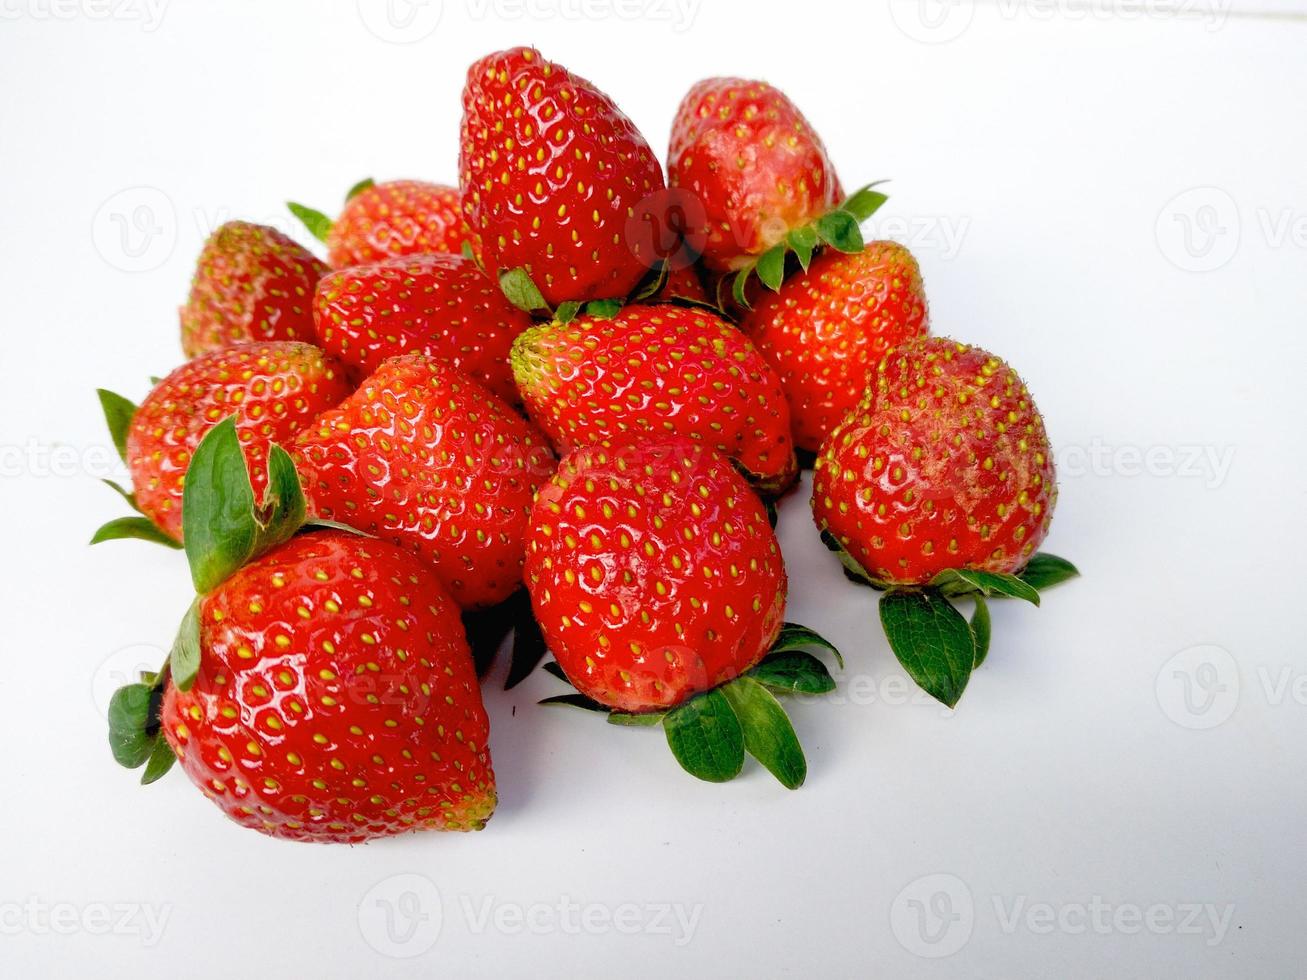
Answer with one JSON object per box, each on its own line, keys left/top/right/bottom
{"left": 97, "top": 47, "right": 1076, "bottom": 844}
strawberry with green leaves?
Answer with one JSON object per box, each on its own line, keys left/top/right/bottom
{"left": 311, "top": 252, "right": 531, "bottom": 402}
{"left": 511, "top": 304, "right": 797, "bottom": 494}
{"left": 293, "top": 354, "right": 556, "bottom": 610}
{"left": 180, "top": 222, "right": 328, "bottom": 357}
{"left": 459, "top": 46, "right": 665, "bottom": 310}
{"left": 812, "top": 337, "right": 1078, "bottom": 708}
{"left": 288, "top": 178, "right": 471, "bottom": 268}
{"left": 742, "top": 241, "right": 930, "bottom": 452}
{"left": 526, "top": 439, "right": 841, "bottom": 787}
{"left": 108, "top": 420, "right": 494, "bottom": 841}
{"left": 94, "top": 341, "right": 352, "bottom": 546}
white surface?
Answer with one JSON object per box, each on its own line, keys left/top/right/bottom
{"left": 2, "top": 2, "right": 1304, "bottom": 977}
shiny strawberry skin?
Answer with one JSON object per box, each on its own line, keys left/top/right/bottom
{"left": 743, "top": 242, "right": 930, "bottom": 452}
{"left": 812, "top": 337, "right": 1056, "bottom": 585}
{"left": 669, "top": 78, "right": 841, "bottom": 271}
{"left": 180, "top": 222, "right": 328, "bottom": 357}
{"left": 127, "top": 342, "right": 353, "bottom": 542}
{"left": 327, "top": 180, "right": 468, "bottom": 268}
{"left": 526, "top": 440, "right": 786, "bottom": 713}
{"left": 312, "top": 253, "right": 531, "bottom": 402}
{"left": 161, "top": 531, "right": 494, "bottom": 843}
{"left": 511, "top": 304, "right": 797, "bottom": 493}
{"left": 293, "top": 354, "right": 556, "bottom": 610}
{"left": 459, "top": 46, "right": 665, "bottom": 307}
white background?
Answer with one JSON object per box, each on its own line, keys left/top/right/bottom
{"left": 2, "top": 1, "right": 1304, "bottom": 976}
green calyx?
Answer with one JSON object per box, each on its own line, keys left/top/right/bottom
{"left": 107, "top": 666, "right": 176, "bottom": 785}
{"left": 287, "top": 178, "right": 374, "bottom": 244}
{"left": 462, "top": 589, "right": 549, "bottom": 690}
{"left": 539, "top": 622, "right": 843, "bottom": 789}
{"left": 730, "top": 181, "right": 890, "bottom": 308}
{"left": 90, "top": 387, "right": 182, "bottom": 550}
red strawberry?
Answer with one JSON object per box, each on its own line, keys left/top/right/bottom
{"left": 526, "top": 439, "right": 841, "bottom": 787}
{"left": 669, "top": 78, "right": 842, "bottom": 272}
{"left": 293, "top": 354, "right": 556, "bottom": 609}
{"left": 511, "top": 304, "right": 797, "bottom": 493}
{"left": 289, "top": 179, "right": 471, "bottom": 268}
{"left": 459, "top": 46, "right": 665, "bottom": 308}
{"left": 180, "top": 222, "right": 327, "bottom": 357}
{"left": 659, "top": 261, "right": 711, "bottom": 305}
{"left": 95, "top": 342, "right": 352, "bottom": 545}
{"left": 742, "top": 241, "right": 930, "bottom": 452}
{"left": 311, "top": 253, "right": 531, "bottom": 402}
{"left": 812, "top": 337, "right": 1075, "bottom": 709}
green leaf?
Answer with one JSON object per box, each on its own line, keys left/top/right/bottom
{"left": 1019, "top": 553, "right": 1081, "bottom": 592}
{"left": 814, "top": 210, "right": 864, "bottom": 253}
{"left": 720, "top": 676, "right": 806, "bottom": 789}
{"left": 499, "top": 267, "right": 549, "bottom": 314}
{"left": 840, "top": 182, "right": 890, "bottom": 222}
{"left": 632, "top": 259, "right": 670, "bottom": 302}
{"left": 170, "top": 598, "right": 202, "bottom": 693}
{"left": 755, "top": 244, "right": 786, "bottom": 291}
{"left": 583, "top": 298, "right": 622, "bottom": 319}
{"left": 731, "top": 266, "right": 754, "bottom": 309}
{"left": 97, "top": 388, "right": 137, "bottom": 465}
{"left": 287, "top": 202, "right": 332, "bottom": 244}
{"left": 505, "top": 600, "right": 547, "bottom": 690}
{"left": 460, "top": 240, "right": 476, "bottom": 262}
{"left": 554, "top": 300, "right": 582, "bottom": 324}
{"left": 257, "top": 445, "right": 307, "bottom": 547}
{"left": 663, "top": 688, "right": 744, "bottom": 783}
{"left": 101, "top": 478, "right": 139, "bottom": 513}
{"left": 971, "top": 595, "right": 992, "bottom": 669}
{"left": 879, "top": 588, "right": 976, "bottom": 709}
{"left": 541, "top": 660, "right": 569, "bottom": 682}
{"left": 540, "top": 693, "right": 609, "bottom": 712}
{"left": 749, "top": 651, "right": 836, "bottom": 695}
{"left": 139, "top": 737, "right": 176, "bottom": 785}
{"left": 770, "top": 623, "right": 844, "bottom": 669}
{"left": 931, "top": 568, "right": 1040, "bottom": 606}
{"left": 344, "top": 177, "right": 375, "bottom": 202}
{"left": 608, "top": 710, "right": 665, "bottom": 727}
{"left": 107, "top": 683, "right": 155, "bottom": 769}
{"left": 90, "top": 516, "right": 181, "bottom": 549}
{"left": 787, "top": 226, "right": 818, "bottom": 272}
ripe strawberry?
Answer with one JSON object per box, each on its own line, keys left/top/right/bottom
{"left": 669, "top": 78, "right": 842, "bottom": 272}
{"left": 812, "top": 337, "right": 1075, "bottom": 709}
{"left": 658, "top": 261, "right": 711, "bottom": 305}
{"left": 293, "top": 354, "right": 556, "bottom": 609}
{"left": 94, "top": 342, "right": 352, "bottom": 545}
{"left": 511, "top": 304, "right": 797, "bottom": 493}
{"left": 459, "top": 46, "right": 665, "bottom": 308}
{"left": 742, "top": 241, "right": 930, "bottom": 452}
{"left": 526, "top": 439, "right": 841, "bottom": 787}
{"left": 311, "top": 253, "right": 531, "bottom": 402}
{"left": 180, "top": 222, "right": 327, "bottom": 357}
{"left": 289, "top": 178, "right": 471, "bottom": 268}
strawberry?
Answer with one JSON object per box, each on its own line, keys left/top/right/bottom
{"left": 526, "top": 439, "right": 841, "bottom": 787}
{"left": 459, "top": 46, "right": 665, "bottom": 309}
{"left": 812, "top": 336, "right": 1077, "bottom": 708}
{"left": 289, "top": 178, "right": 471, "bottom": 268}
{"left": 742, "top": 241, "right": 930, "bottom": 452}
{"left": 94, "top": 342, "right": 352, "bottom": 546}
{"left": 658, "top": 260, "right": 711, "bottom": 305}
{"left": 293, "top": 354, "right": 556, "bottom": 610}
{"left": 669, "top": 78, "right": 842, "bottom": 273}
{"left": 311, "top": 253, "right": 531, "bottom": 402}
{"left": 511, "top": 304, "right": 797, "bottom": 493}
{"left": 180, "top": 222, "right": 328, "bottom": 357}
{"left": 107, "top": 421, "right": 493, "bottom": 842}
